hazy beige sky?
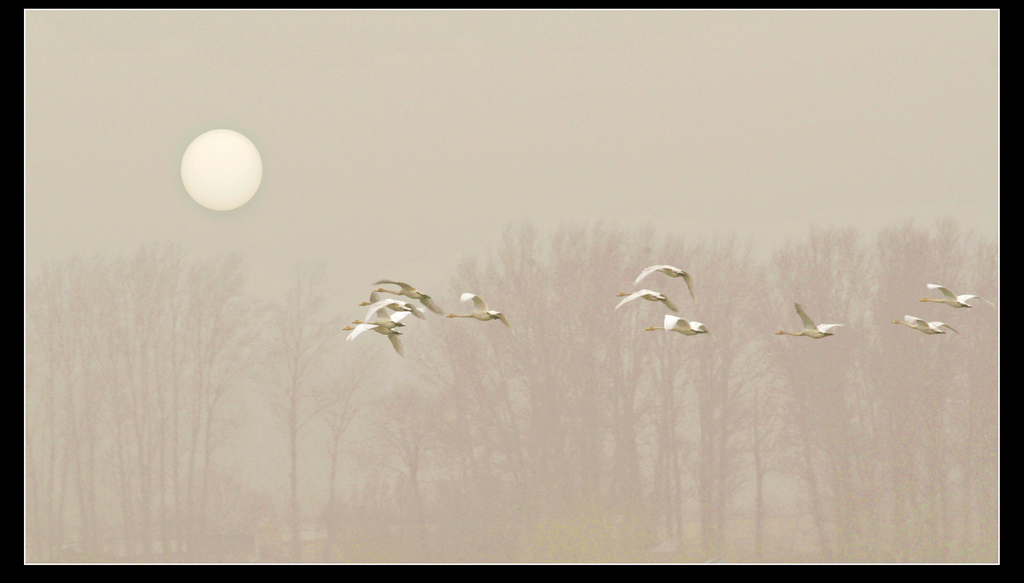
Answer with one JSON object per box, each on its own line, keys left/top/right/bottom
{"left": 25, "top": 9, "right": 997, "bottom": 314}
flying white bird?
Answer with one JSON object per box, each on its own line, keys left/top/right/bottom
{"left": 646, "top": 314, "right": 711, "bottom": 336}
{"left": 447, "top": 293, "right": 512, "bottom": 330}
{"left": 776, "top": 303, "right": 843, "bottom": 339}
{"left": 920, "top": 284, "right": 995, "bottom": 308}
{"left": 634, "top": 265, "right": 695, "bottom": 302}
{"left": 615, "top": 289, "right": 679, "bottom": 312}
{"left": 892, "top": 315, "right": 959, "bottom": 335}
{"left": 364, "top": 298, "right": 427, "bottom": 321}
{"left": 344, "top": 323, "right": 405, "bottom": 356}
{"left": 351, "top": 309, "right": 412, "bottom": 331}
{"left": 374, "top": 279, "right": 444, "bottom": 315}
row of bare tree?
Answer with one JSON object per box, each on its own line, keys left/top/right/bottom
{"left": 25, "top": 218, "right": 997, "bottom": 562}
{"left": 25, "top": 247, "right": 260, "bottom": 560}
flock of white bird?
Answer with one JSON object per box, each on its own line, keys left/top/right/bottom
{"left": 891, "top": 283, "right": 995, "bottom": 335}
{"left": 344, "top": 280, "right": 512, "bottom": 357}
{"left": 344, "top": 271, "right": 994, "bottom": 357}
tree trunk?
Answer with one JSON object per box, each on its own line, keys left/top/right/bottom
{"left": 290, "top": 411, "right": 301, "bottom": 563}
{"left": 715, "top": 372, "right": 731, "bottom": 552}
{"left": 323, "top": 437, "right": 340, "bottom": 562}
{"left": 752, "top": 384, "right": 765, "bottom": 560}
{"left": 798, "top": 412, "right": 832, "bottom": 561}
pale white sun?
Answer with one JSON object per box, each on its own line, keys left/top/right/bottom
{"left": 181, "top": 129, "right": 263, "bottom": 211}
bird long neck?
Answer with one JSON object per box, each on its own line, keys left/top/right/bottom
{"left": 447, "top": 313, "right": 472, "bottom": 318}
{"left": 920, "top": 298, "right": 945, "bottom": 303}
{"left": 646, "top": 326, "right": 665, "bottom": 331}
{"left": 778, "top": 330, "right": 802, "bottom": 336}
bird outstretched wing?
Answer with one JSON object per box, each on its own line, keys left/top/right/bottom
{"left": 615, "top": 291, "right": 645, "bottom": 310}
{"left": 634, "top": 265, "right": 667, "bottom": 286}
{"left": 462, "top": 292, "right": 489, "bottom": 312}
{"left": 957, "top": 294, "right": 995, "bottom": 307}
{"left": 794, "top": 303, "right": 817, "bottom": 331}
{"left": 346, "top": 323, "right": 377, "bottom": 341}
{"left": 420, "top": 296, "right": 445, "bottom": 314}
{"left": 375, "top": 279, "right": 413, "bottom": 291}
{"left": 664, "top": 314, "right": 683, "bottom": 331}
{"left": 927, "top": 284, "right": 957, "bottom": 302}
{"left": 679, "top": 271, "right": 695, "bottom": 302}
{"left": 497, "top": 312, "right": 513, "bottom": 331}
{"left": 661, "top": 296, "right": 679, "bottom": 312}
{"left": 904, "top": 315, "right": 927, "bottom": 327}
{"left": 388, "top": 333, "right": 405, "bottom": 357}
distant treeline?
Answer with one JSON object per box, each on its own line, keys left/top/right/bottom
{"left": 24, "top": 218, "right": 998, "bottom": 562}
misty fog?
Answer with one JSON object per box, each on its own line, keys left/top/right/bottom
{"left": 25, "top": 219, "right": 998, "bottom": 562}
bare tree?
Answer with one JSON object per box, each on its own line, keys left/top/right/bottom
{"left": 180, "top": 253, "right": 260, "bottom": 558}
{"left": 372, "top": 384, "right": 441, "bottom": 561}
{"left": 749, "top": 365, "right": 786, "bottom": 560}
{"left": 316, "top": 346, "right": 377, "bottom": 560}
{"left": 263, "top": 265, "right": 343, "bottom": 562}
{"left": 864, "top": 219, "right": 997, "bottom": 561}
{"left": 27, "top": 257, "right": 109, "bottom": 559}
{"left": 26, "top": 260, "right": 73, "bottom": 560}
{"left": 25, "top": 245, "right": 258, "bottom": 561}
{"left": 657, "top": 235, "right": 769, "bottom": 556}
{"left": 767, "top": 226, "right": 868, "bottom": 560}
